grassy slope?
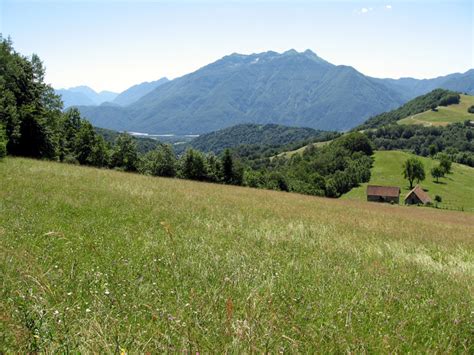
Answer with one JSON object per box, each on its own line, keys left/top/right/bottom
{"left": 1, "top": 158, "right": 473, "bottom": 352}
{"left": 398, "top": 94, "right": 474, "bottom": 126}
{"left": 342, "top": 150, "right": 474, "bottom": 211}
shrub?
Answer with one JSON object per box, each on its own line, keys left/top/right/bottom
{"left": 468, "top": 105, "right": 474, "bottom": 114}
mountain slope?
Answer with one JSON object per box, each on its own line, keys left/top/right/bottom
{"left": 79, "top": 50, "right": 406, "bottom": 134}
{"left": 113, "top": 78, "right": 169, "bottom": 106}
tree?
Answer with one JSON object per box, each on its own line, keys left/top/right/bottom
{"left": 110, "top": 133, "right": 138, "bottom": 171}
{"left": 0, "top": 36, "right": 62, "bottom": 158}
{"left": 222, "top": 149, "right": 234, "bottom": 184}
{"left": 139, "top": 144, "right": 177, "bottom": 177}
{"left": 402, "top": 157, "right": 425, "bottom": 189}
{"left": 438, "top": 153, "right": 452, "bottom": 174}
{"left": 431, "top": 165, "right": 444, "bottom": 183}
{"left": 206, "top": 154, "right": 222, "bottom": 183}
{"left": 468, "top": 105, "right": 474, "bottom": 114}
{"left": 434, "top": 195, "right": 442, "bottom": 206}
{"left": 179, "top": 149, "right": 207, "bottom": 181}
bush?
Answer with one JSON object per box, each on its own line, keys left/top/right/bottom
{"left": 468, "top": 105, "right": 474, "bottom": 114}
{"left": 0, "top": 125, "right": 7, "bottom": 159}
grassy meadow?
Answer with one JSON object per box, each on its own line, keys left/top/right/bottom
{"left": 398, "top": 94, "right": 474, "bottom": 126}
{"left": 1, "top": 157, "right": 473, "bottom": 352}
{"left": 342, "top": 150, "right": 474, "bottom": 212}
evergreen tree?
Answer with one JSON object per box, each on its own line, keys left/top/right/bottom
{"left": 222, "top": 148, "right": 234, "bottom": 184}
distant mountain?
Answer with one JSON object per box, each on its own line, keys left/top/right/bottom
{"left": 375, "top": 69, "right": 474, "bottom": 101}
{"left": 186, "top": 123, "right": 337, "bottom": 154}
{"left": 77, "top": 50, "right": 474, "bottom": 134}
{"left": 56, "top": 86, "right": 118, "bottom": 108}
{"left": 113, "top": 78, "right": 169, "bottom": 106}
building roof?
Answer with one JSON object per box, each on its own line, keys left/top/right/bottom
{"left": 367, "top": 185, "right": 401, "bottom": 197}
{"left": 405, "top": 185, "right": 432, "bottom": 204}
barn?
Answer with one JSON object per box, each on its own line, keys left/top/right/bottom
{"left": 405, "top": 185, "right": 432, "bottom": 205}
{"left": 366, "top": 185, "right": 401, "bottom": 204}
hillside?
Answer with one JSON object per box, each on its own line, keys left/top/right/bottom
{"left": 187, "top": 123, "right": 336, "bottom": 154}
{"left": 342, "top": 151, "right": 474, "bottom": 212}
{"left": 398, "top": 94, "right": 474, "bottom": 126}
{"left": 357, "top": 89, "right": 461, "bottom": 130}
{"left": 1, "top": 157, "right": 473, "bottom": 352}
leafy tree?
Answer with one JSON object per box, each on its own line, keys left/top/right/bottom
{"left": 434, "top": 195, "right": 442, "bottom": 203}
{"left": 431, "top": 166, "right": 444, "bottom": 183}
{"left": 139, "top": 144, "right": 177, "bottom": 177}
{"left": 110, "top": 133, "right": 138, "bottom": 171}
{"left": 0, "top": 36, "right": 62, "bottom": 158}
{"left": 437, "top": 153, "right": 452, "bottom": 174}
{"left": 206, "top": 154, "right": 222, "bottom": 183}
{"left": 402, "top": 157, "right": 425, "bottom": 189}
{"left": 180, "top": 149, "right": 207, "bottom": 181}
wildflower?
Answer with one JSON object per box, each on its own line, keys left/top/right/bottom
{"left": 54, "top": 310, "right": 59, "bottom": 315}
{"left": 86, "top": 308, "right": 91, "bottom": 313}
{"left": 105, "top": 290, "right": 110, "bottom": 295}
{"left": 67, "top": 292, "right": 72, "bottom": 296}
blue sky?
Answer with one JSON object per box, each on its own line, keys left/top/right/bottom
{"left": 1, "top": 0, "right": 472, "bottom": 92}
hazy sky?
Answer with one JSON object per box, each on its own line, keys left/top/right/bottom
{"left": 1, "top": 0, "right": 472, "bottom": 92}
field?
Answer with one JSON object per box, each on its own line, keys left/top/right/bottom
{"left": 1, "top": 157, "right": 473, "bottom": 352}
{"left": 398, "top": 94, "right": 474, "bottom": 126}
{"left": 342, "top": 150, "right": 474, "bottom": 212}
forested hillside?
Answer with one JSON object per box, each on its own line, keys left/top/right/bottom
{"left": 186, "top": 123, "right": 337, "bottom": 154}
{"left": 357, "top": 89, "right": 461, "bottom": 130}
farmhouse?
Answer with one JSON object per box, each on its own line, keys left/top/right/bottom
{"left": 405, "top": 185, "right": 432, "bottom": 205}
{"left": 366, "top": 185, "right": 400, "bottom": 204}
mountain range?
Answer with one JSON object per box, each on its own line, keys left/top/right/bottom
{"left": 74, "top": 50, "right": 473, "bottom": 134}
{"left": 56, "top": 78, "right": 169, "bottom": 108}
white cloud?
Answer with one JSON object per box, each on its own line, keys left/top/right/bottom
{"left": 356, "top": 7, "right": 373, "bottom": 15}
{"left": 385, "top": 5, "right": 393, "bottom": 10}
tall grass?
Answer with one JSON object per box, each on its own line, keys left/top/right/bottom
{"left": 1, "top": 158, "right": 473, "bottom": 352}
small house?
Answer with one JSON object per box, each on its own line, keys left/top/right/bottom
{"left": 366, "top": 185, "right": 401, "bottom": 204}
{"left": 405, "top": 185, "right": 432, "bottom": 205}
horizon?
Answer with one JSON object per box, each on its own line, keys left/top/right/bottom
{"left": 2, "top": 0, "right": 473, "bottom": 92}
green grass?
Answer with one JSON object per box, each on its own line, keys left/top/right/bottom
{"left": 1, "top": 157, "right": 473, "bottom": 352}
{"left": 342, "top": 150, "right": 474, "bottom": 212}
{"left": 398, "top": 94, "right": 474, "bottom": 126}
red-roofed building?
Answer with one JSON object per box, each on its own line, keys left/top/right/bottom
{"left": 366, "top": 185, "right": 401, "bottom": 204}
{"left": 404, "top": 185, "right": 432, "bottom": 205}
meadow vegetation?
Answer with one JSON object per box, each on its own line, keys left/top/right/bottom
{"left": 1, "top": 157, "right": 473, "bottom": 352}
